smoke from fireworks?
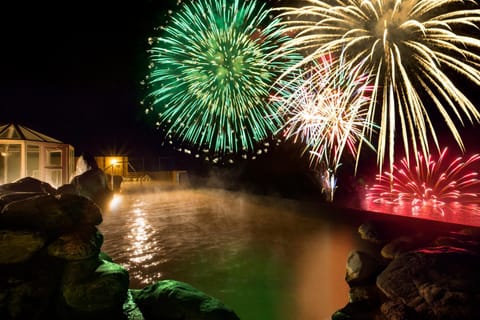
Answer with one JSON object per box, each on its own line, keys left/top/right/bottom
{"left": 273, "top": 0, "right": 480, "bottom": 171}
{"left": 144, "top": 0, "right": 300, "bottom": 156}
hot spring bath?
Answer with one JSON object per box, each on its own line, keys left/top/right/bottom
{"left": 98, "top": 182, "right": 364, "bottom": 320}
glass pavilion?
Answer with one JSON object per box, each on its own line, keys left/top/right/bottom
{"left": 0, "top": 124, "right": 75, "bottom": 187}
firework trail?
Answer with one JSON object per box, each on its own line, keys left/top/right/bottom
{"left": 273, "top": 0, "right": 480, "bottom": 171}
{"left": 144, "top": 0, "right": 301, "bottom": 156}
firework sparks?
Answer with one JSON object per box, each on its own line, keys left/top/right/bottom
{"left": 144, "top": 0, "right": 300, "bottom": 155}
{"left": 365, "top": 147, "right": 480, "bottom": 215}
{"left": 273, "top": 0, "right": 480, "bottom": 171}
{"left": 271, "top": 54, "right": 375, "bottom": 170}
{"left": 270, "top": 53, "right": 375, "bottom": 201}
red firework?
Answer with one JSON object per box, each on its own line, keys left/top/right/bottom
{"left": 365, "top": 148, "right": 480, "bottom": 210}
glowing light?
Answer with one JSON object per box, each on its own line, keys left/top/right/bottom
{"left": 145, "top": 0, "right": 301, "bottom": 155}
{"left": 273, "top": 0, "right": 480, "bottom": 171}
{"left": 270, "top": 54, "right": 376, "bottom": 201}
{"left": 109, "top": 193, "right": 122, "bottom": 211}
{"left": 365, "top": 147, "right": 480, "bottom": 215}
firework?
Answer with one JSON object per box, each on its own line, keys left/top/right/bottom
{"left": 273, "top": 0, "right": 480, "bottom": 171}
{"left": 270, "top": 53, "right": 375, "bottom": 201}
{"left": 271, "top": 53, "right": 375, "bottom": 171}
{"left": 144, "top": 0, "right": 300, "bottom": 155}
{"left": 365, "top": 147, "right": 480, "bottom": 214}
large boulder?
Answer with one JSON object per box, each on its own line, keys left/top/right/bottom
{"left": 0, "top": 193, "right": 102, "bottom": 234}
{"left": 345, "top": 250, "right": 384, "bottom": 286}
{"left": 56, "top": 193, "right": 103, "bottom": 227}
{"left": 0, "top": 192, "right": 45, "bottom": 211}
{"left": 69, "top": 168, "right": 113, "bottom": 211}
{"left": 59, "top": 258, "right": 129, "bottom": 319}
{"left": 131, "top": 280, "right": 240, "bottom": 320}
{"left": 0, "top": 194, "right": 74, "bottom": 232}
{"left": 47, "top": 228, "right": 103, "bottom": 261}
{"left": 0, "top": 177, "right": 56, "bottom": 195}
{"left": 377, "top": 246, "right": 480, "bottom": 320}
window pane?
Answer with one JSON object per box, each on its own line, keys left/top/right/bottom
{"left": 0, "top": 144, "right": 22, "bottom": 184}
{"left": 27, "top": 144, "right": 40, "bottom": 179}
{"left": 48, "top": 149, "right": 62, "bottom": 166}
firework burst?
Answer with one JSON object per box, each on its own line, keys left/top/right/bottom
{"left": 270, "top": 53, "right": 376, "bottom": 200}
{"left": 144, "top": 0, "right": 300, "bottom": 155}
{"left": 271, "top": 54, "right": 375, "bottom": 170}
{"left": 365, "top": 147, "right": 480, "bottom": 214}
{"left": 273, "top": 0, "right": 480, "bottom": 171}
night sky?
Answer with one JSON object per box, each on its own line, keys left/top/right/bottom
{"left": 1, "top": 0, "right": 479, "bottom": 167}
{"left": 1, "top": 1, "right": 179, "bottom": 157}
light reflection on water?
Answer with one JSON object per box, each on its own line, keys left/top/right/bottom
{"left": 99, "top": 182, "right": 363, "bottom": 320}
{"left": 360, "top": 193, "right": 480, "bottom": 227}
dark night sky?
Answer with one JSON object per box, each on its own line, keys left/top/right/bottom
{"left": 1, "top": 0, "right": 479, "bottom": 164}
{"left": 1, "top": 1, "right": 179, "bottom": 157}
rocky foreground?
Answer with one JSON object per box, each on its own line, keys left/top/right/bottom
{"left": 0, "top": 177, "right": 239, "bottom": 320}
{"left": 3, "top": 176, "right": 479, "bottom": 320}
{"left": 333, "top": 217, "right": 480, "bottom": 320}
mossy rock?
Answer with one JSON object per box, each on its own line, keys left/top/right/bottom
{"left": 0, "top": 230, "right": 46, "bottom": 264}
{"left": 61, "top": 259, "right": 129, "bottom": 315}
{"left": 131, "top": 279, "right": 240, "bottom": 320}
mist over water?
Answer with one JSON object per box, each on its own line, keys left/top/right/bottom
{"left": 99, "top": 181, "right": 364, "bottom": 320}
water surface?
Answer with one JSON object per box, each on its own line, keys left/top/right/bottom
{"left": 99, "top": 182, "right": 363, "bottom": 320}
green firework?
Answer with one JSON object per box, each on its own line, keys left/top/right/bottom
{"left": 145, "top": 0, "right": 300, "bottom": 154}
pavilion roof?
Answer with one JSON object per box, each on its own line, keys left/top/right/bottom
{"left": 0, "top": 123, "right": 63, "bottom": 143}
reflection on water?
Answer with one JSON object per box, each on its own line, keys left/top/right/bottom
{"left": 360, "top": 193, "right": 480, "bottom": 227}
{"left": 99, "top": 182, "right": 363, "bottom": 320}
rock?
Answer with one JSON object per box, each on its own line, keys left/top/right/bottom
{"left": 0, "top": 194, "right": 74, "bottom": 232}
{"left": 56, "top": 193, "right": 103, "bottom": 226}
{"left": 332, "top": 301, "right": 380, "bottom": 320}
{"left": 56, "top": 183, "right": 77, "bottom": 196}
{"left": 0, "top": 230, "right": 46, "bottom": 264}
{"left": 61, "top": 257, "right": 103, "bottom": 284}
{"left": 0, "top": 177, "right": 240, "bottom": 320}
{"left": 99, "top": 251, "right": 114, "bottom": 262}
{"left": 357, "top": 221, "right": 391, "bottom": 244}
{"left": 1, "top": 277, "right": 54, "bottom": 319}
{"left": 0, "top": 192, "right": 45, "bottom": 211}
{"left": 123, "top": 290, "right": 145, "bottom": 320}
{"left": 345, "top": 250, "right": 384, "bottom": 286}
{"left": 47, "top": 228, "right": 103, "bottom": 261}
{"left": 331, "top": 309, "right": 352, "bottom": 320}
{"left": 348, "top": 285, "right": 380, "bottom": 305}
{"left": 70, "top": 168, "right": 113, "bottom": 211}
{"left": 380, "top": 299, "right": 419, "bottom": 320}
{"left": 0, "top": 177, "right": 56, "bottom": 195}
{"left": 131, "top": 279, "right": 240, "bottom": 320}
{"left": 432, "top": 235, "right": 480, "bottom": 253}
{"left": 0, "top": 252, "right": 64, "bottom": 320}
{"left": 381, "top": 236, "right": 419, "bottom": 259}
{"left": 60, "top": 259, "right": 129, "bottom": 317}
{"left": 0, "top": 192, "right": 102, "bottom": 235}
{"left": 376, "top": 246, "right": 480, "bottom": 319}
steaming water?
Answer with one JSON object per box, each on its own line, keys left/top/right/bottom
{"left": 99, "top": 181, "right": 364, "bottom": 320}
